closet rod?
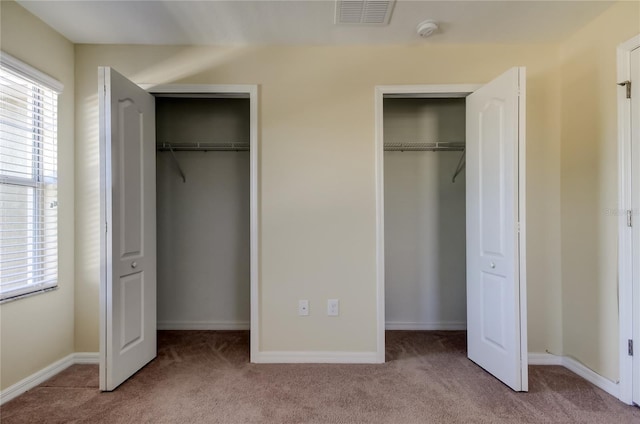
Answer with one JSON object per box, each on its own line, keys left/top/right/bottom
{"left": 384, "top": 142, "right": 465, "bottom": 152}
{"left": 157, "top": 142, "right": 250, "bottom": 152}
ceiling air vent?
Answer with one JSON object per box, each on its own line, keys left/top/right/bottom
{"left": 335, "top": 0, "right": 396, "bottom": 25}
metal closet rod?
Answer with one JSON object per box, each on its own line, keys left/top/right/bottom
{"left": 157, "top": 142, "right": 250, "bottom": 152}
{"left": 157, "top": 142, "right": 250, "bottom": 184}
{"left": 383, "top": 142, "right": 465, "bottom": 152}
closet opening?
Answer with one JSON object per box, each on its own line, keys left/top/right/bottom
{"left": 382, "top": 93, "right": 469, "bottom": 355}
{"left": 154, "top": 92, "right": 253, "bottom": 360}
{"left": 99, "top": 73, "right": 260, "bottom": 389}
{"left": 377, "top": 74, "right": 527, "bottom": 390}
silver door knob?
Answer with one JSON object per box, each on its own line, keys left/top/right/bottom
{"left": 131, "top": 261, "right": 137, "bottom": 269}
{"left": 490, "top": 262, "right": 495, "bottom": 269}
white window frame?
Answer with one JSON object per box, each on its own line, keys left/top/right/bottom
{"left": 0, "top": 52, "right": 63, "bottom": 302}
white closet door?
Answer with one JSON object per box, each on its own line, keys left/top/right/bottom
{"left": 99, "top": 67, "right": 157, "bottom": 391}
{"left": 466, "top": 67, "right": 528, "bottom": 391}
{"left": 631, "top": 46, "right": 640, "bottom": 406}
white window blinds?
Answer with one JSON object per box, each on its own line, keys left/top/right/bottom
{"left": 0, "top": 52, "right": 62, "bottom": 301}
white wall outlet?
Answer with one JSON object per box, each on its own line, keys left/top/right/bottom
{"left": 298, "top": 299, "right": 309, "bottom": 316}
{"left": 327, "top": 299, "right": 339, "bottom": 316}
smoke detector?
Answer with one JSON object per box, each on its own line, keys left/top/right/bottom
{"left": 417, "top": 20, "right": 439, "bottom": 38}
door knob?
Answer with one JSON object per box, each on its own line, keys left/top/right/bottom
{"left": 131, "top": 261, "right": 137, "bottom": 269}
{"left": 490, "top": 262, "right": 495, "bottom": 269}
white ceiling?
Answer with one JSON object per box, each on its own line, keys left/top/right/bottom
{"left": 16, "top": 0, "right": 614, "bottom": 45}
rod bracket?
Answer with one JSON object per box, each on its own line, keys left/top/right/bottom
{"left": 167, "top": 144, "right": 186, "bottom": 183}
{"left": 618, "top": 80, "right": 631, "bottom": 99}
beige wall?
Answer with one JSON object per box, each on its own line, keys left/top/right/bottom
{"left": 559, "top": 1, "right": 640, "bottom": 382}
{"left": 11, "top": 0, "right": 636, "bottom": 390}
{"left": 0, "top": 1, "right": 75, "bottom": 390}
{"left": 2, "top": 0, "right": 636, "bottom": 394}
{"left": 74, "top": 43, "right": 563, "bottom": 354}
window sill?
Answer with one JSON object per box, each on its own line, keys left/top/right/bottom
{"left": 0, "top": 286, "right": 59, "bottom": 305}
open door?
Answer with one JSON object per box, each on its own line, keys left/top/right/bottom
{"left": 99, "top": 67, "right": 156, "bottom": 391}
{"left": 631, "top": 46, "right": 640, "bottom": 406}
{"left": 466, "top": 67, "right": 528, "bottom": 391}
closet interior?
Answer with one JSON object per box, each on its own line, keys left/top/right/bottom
{"left": 155, "top": 95, "right": 251, "bottom": 331}
{"left": 384, "top": 96, "right": 467, "bottom": 330}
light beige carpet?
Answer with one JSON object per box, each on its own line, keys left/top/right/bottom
{"left": 1, "top": 331, "right": 638, "bottom": 423}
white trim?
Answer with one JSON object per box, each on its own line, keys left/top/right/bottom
{"left": 374, "top": 86, "right": 386, "bottom": 364}
{"left": 374, "top": 84, "right": 481, "bottom": 365}
{"left": 385, "top": 321, "right": 466, "bottom": 330}
{"left": 254, "top": 351, "right": 380, "bottom": 364}
{"left": 0, "top": 352, "right": 99, "bottom": 405}
{"left": 528, "top": 353, "right": 563, "bottom": 366}
{"left": 157, "top": 321, "right": 250, "bottom": 330}
{"left": 142, "top": 84, "right": 256, "bottom": 95}
{"left": 0, "top": 349, "right": 621, "bottom": 407}
{"left": 517, "top": 66, "right": 529, "bottom": 392}
{"left": 528, "top": 354, "right": 619, "bottom": 399}
{"left": 617, "top": 34, "right": 640, "bottom": 406}
{"left": 249, "top": 85, "right": 260, "bottom": 364}
{"left": 73, "top": 352, "right": 100, "bottom": 364}
{"left": 375, "top": 84, "right": 480, "bottom": 98}
{"left": 0, "top": 354, "right": 74, "bottom": 405}
{"left": 528, "top": 354, "right": 620, "bottom": 399}
{"left": 0, "top": 51, "right": 63, "bottom": 93}
{"left": 98, "top": 66, "right": 110, "bottom": 391}
{"left": 562, "top": 356, "right": 620, "bottom": 400}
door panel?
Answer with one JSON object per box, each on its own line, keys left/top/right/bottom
{"left": 119, "top": 272, "right": 144, "bottom": 351}
{"left": 479, "top": 100, "right": 506, "bottom": 256}
{"left": 99, "top": 67, "right": 156, "bottom": 391}
{"left": 466, "top": 67, "right": 527, "bottom": 391}
{"left": 481, "top": 273, "right": 506, "bottom": 350}
{"left": 119, "top": 99, "right": 143, "bottom": 259}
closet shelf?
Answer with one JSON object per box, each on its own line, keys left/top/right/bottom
{"left": 157, "top": 142, "right": 250, "bottom": 152}
{"left": 384, "top": 142, "right": 465, "bottom": 152}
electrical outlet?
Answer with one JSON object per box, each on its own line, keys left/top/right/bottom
{"left": 298, "top": 299, "right": 309, "bottom": 316}
{"left": 327, "top": 299, "right": 339, "bottom": 316}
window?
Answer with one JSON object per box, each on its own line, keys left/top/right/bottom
{"left": 0, "top": 52, "right": 63, "bottom": 301}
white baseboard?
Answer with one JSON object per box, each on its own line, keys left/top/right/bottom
{"left": 157, "top": 321, "right": 250, "bottom": 330}
{"left": 560, "top": 356, "right": 620, "bottom": 399}
{"left": 0, "top": 353, "right": 74, "bottom": 405}
{"left": 0, "top": 349, "right": 622, "bottom": 405}
{"left": 73, "top": 352, "right": 100, "bottom": 364}
{"left": 528, "top": 353, "right": 619, "bottom": 399}
{"left": 0, "top": 352, "right": 99, "bottom": 405}
{"left": 385, "top": 321, "right": 467, "bottom": 330}
{"left": 528, "top": 352, "right": 563, "bottom": 365}
{"left": 255, "top": 351, "right": 381, "bottom": 364}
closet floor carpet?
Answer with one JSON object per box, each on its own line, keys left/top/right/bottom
{"left": 1, "top": 331, "right": 639, "bottom": 423}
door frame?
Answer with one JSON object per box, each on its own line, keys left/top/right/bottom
{"left": 374, "top": 84, "right": 479, "bottom": 361}
{"left": 617, "top": 34, "right": 640, "bottom": 406}
{"left": 101, "top": 83, "right": 260, "bottom": 365}
{"left": 373, "top": 83, "right": 527, "bottom": 368}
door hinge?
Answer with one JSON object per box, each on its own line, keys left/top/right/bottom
{"left": 628, "top": 210, "right": 633, "bottom": 227}
{"left": 105, "top": 221, "right": 108, "bottom": 233}
{"left": 629, "top": 339, "right": 634, "bottom": 356}
{"left": 618, "top": 80, "right": 631, "bottom": 99}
